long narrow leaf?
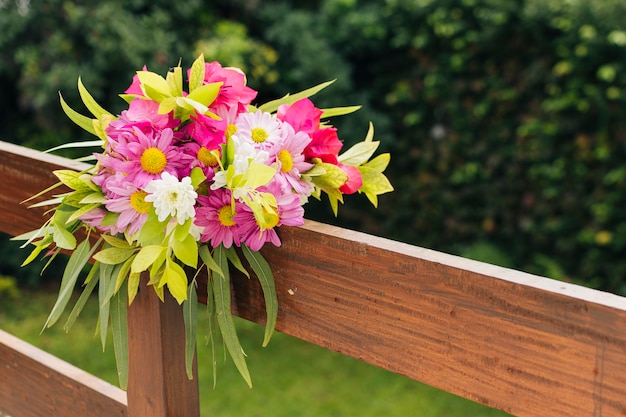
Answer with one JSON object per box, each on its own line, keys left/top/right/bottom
{"left": 42, "top": 238, "right": 97, "bottom": 329}
{"left": 242, "top": 245, "right": 278, "bottom": 347}
{"left": 183, "top": 283, "right": 198, "bottom": 379}
{"left": 78, "top": 77, "right": 112, "bottom": 119}
{"left": 258, "top": 80, "right": 336, "bottom": 113}
{"left": 59, "top": 92, "right": 97, "bottom": 135}
{"left": 64, "top": 262, "right": 100, "bottom": 332}
{"left": 110, "top": 281, "right": 129, "bottom": 389}
{"left": 45, "top": 140, "right": 104, "bottom": 154}
{"left": 213, "top": 245, "right": 252, "bottom": 387}
{"left": 224, "top": 247, "right": 249, "bottom": 278}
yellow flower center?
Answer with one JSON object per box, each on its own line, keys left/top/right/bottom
{"left": 140, "top": 147, "right": 167, "bottom": 174}
{"left": 197, "top": 147, "right": 219, "bottom": 167}
{"left": 251, "top": 127, "right": 269, "bottom": 143}
{"left": 217, "top": 205, "right": 236, "bottom": 227}
{"left": 129, "top": 190, "right": 151, "bottom": 214}
{"left": 226, "top": 124, "right": 238, "bottom": 140}
{"left": 277, "top": 149, "right": 293, "bottom": 172}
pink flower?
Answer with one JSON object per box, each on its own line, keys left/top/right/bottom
{"left": 337, "top": 163, "right": 363, "bottom": 194}
{"left": 196, "top": 62, "right": 258, "bottom": 115}
{"left": 107, "top": 99, "right": 180, "bottom": 140}
{"left": 305, "top": 127, "right": 343, "bottom": 162}
{"left": 235, "top": 182, "right": 304, "bottom": 251}
{"left": 276, "top": 98, "right": 322, "bottom": 136}
{"left": 124, "top": 66, "right": 148, "bottom": 96}
{"left": 194, "top": 188, "right": 242, "bottom": 248}
{"left": 179, "top": 111, "right": 227, "bottom": 148}
{"left": 112, "top": 127, "right": 192, "bottom": 188}
{"left": 103, "top": 176, "right": 151, "bottom": 236}
{"left": 269, "top": 122, "right": 313, "bottom": 195}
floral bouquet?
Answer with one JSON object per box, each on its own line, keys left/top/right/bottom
{"left": 15, "top": 54, "right": 392, "bottom": 388}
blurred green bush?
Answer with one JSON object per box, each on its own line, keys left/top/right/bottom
{"left": 1, "top": 0, "right": 625, "bottom": 294}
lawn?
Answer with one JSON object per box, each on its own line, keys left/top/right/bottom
{"left": 0, "top": 289, "right": 510, "bottom": 417}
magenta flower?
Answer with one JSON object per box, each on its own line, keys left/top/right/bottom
{"left": 197, "top": 61, "right": 258, "bottom": 115}
{"left": 179, "top": 111, "right": 227, "bottom": 148}
{"left": 112, "top": 127, "right": 192, "bottom": 188}
{"left": 103, "top": 176, "right": 151, "bottom": 236}
{"left": 276, "top": 98, "right": 322, "bottom": 136}
{"left": 235, "top": 182, "right": 304, "bottom": 251}
{"left": 195, "top": 188, "right": 243, "bottom": 248}
{"left": 107, "top": 99, "right": 180, "bottom": 140}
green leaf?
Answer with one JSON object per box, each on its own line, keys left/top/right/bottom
{"left": 338, "top": 141, "right": 380, "bottom": 167}
{"left": 188, "top": 54, "right": 206, "bottom": 93}
{"left": 190, "top": 167, "right": 207, "bottom": 189}
{"left": 183, "top": 284, "right": 198, "bottom": 380}
{"left": 52, "top": 221, "right": 77, "bottom": 250}
{"left": 136, "top": 71, "right": 173, "bottom": 101}
{"left": 43, "top": 238, "right": 98, "bottom": 329}
{"left": 67, "top": 202, "right": 101, "bottom": 223}
{"left": 310, "top": 162, "right": 348, "bottom": 190}
{"left": 110, "top": 281, "right": 129, "bottom": 389}
{"left": 172, "top": 233, "right": 198, "bottom": 268}
{"left": 137, "top": 209, "right": 167, "bottom": 245}
{"left": 78, "top": 76, "right": 113, "bottom": 119}
{"left": 225, "top": 246, "right": 250, "bottom": 278}
{"left": 78, "top": 192, "right": 105, "bottom": 204}
{"left": 258, "top": 79, "right": 336, "bottom": 113}
{"left": 45, "top": 139, "right": 104, "bottom": 154}
{"left": 362, "top": 153, "right": 391, "bottom": 173}
{"left": 320, "top": 105, "right": 362, "bottom": 119}
{"left": 53, "top": 170, "right": 88, "bottom": 191}
{"left": 93, "top": 247, "right": 136, "bottom": 265}
{"left": 199, "top": 245, "right": 224, "bottom": 279}
{"left": 131, "top": 245, "right": 166, "bottom": 274}
{"left": 242, "top": 245, "right": 277, "bottom": 347}
{"left": 213, "top": 245, "right": 252, "bottom": 387}
{"left": 59, "top": 92, "right": 98, "bottom": 136}
{"left": 98, "top": 263, "right": 117, "bottom": 350}
{"left": 101, "top": 234, "right": 133, "bottom": 249}
{"left": 64, "top": 262, "right": 100, "bottom": 331}
{"left": 187, "top": 82, "right": 223, "bottom": 108}
{"left": 128, "top": 272, "right": 141, "bottom": 305}
{"left": 161, "top": 260, "right": 188, "bottom": 304}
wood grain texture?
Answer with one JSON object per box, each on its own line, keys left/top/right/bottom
{"left": 220, "top": 223, "right": 626, "bottom": 417}
{"left": 126, "top": 274, "right": 200, "bottom": 417}
{"left": 0, "top": 329, "right": 127, "bottom": 417}
{"left": 2, "top": 141, "right": 626, "bottom": 416}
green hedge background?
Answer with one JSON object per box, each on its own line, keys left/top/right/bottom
{"left": 1, "top": 0, "right": 625, "bottom": 294}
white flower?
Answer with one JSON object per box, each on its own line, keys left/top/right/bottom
{"left": 144, "top": 172, "right": 197, "bottom": 225}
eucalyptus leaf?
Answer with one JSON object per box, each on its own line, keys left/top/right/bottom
{"left": 258, "top": 79, "right": 336, "bottom": 113}
{"left": 43, "top": 238, "right": 98, "bottom": 329}
{"left": 64, "top": 262, "right": 100, "bottom": 332}
{"left": 242, "top": 245, "right": 277, "bottom": 347}
{"left": 199, "top": 245, "right": 224, "bottom": 279}
{"left": 213, "top": 245, "right": 252, "bottom": 387}
{"left": 183, "top": 284, "right": 198, "bottom": 380}
{"left": 110, "top": 281, "right": 129, "bottom": 389}
{"left": 224, "top": 246, "right": 250, "bottom": 278}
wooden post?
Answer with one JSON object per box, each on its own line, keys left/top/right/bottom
{"left": 126, "top": 275, "right": 200, "bottom": 417}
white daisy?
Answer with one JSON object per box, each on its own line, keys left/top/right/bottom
{"left": 145, "top": 172, "right": 198, "bottom": 225}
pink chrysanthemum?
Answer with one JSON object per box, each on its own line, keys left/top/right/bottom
{"left": 103, "top": 175, "right": 151, "bottom": 236}
{"left": 234, "top": 110, "right": 283, "bottom": 152}
{"left": 112, "top": 127, "right": 192, "bottom": 188}
{"left": 269, "top": 122, "right": 314, "bottom": 195}
{"left": 179, "top": 111, "right": 227, "bottom": 149}
{"left": 235, "top": 182, "right": 304, "bottom": 251}
{"left": 194, "top": 188, "right": 243, "bottom": 248}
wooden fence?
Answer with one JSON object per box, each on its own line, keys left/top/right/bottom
{"left": 1, "top": 140, "right": 625, "bottom": 416}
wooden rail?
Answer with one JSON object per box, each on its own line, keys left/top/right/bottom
{"left": 1, "top": 140, "right": 626, "bottom": 417}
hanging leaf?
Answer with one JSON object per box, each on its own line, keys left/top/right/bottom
{"left": 183, "top": 283, "right": 198, "bottom": 379}
{"left": 242, "top": 245, "right": 277, "bottom": 347}
{"left": 43, "top": 238, "right": 98, "bottom": 329}
{"left": 64, "top": 262, "right": 100, "bottom": 332}
{"left": 213, "top": 245, "right": 252, "bottom": 387}
{"left": 110, "top": 281, "right": 129, "bottom": 389}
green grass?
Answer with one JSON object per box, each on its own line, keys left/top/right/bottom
{"left": 0, "top": 290, "right": 510, "bottom": 417}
